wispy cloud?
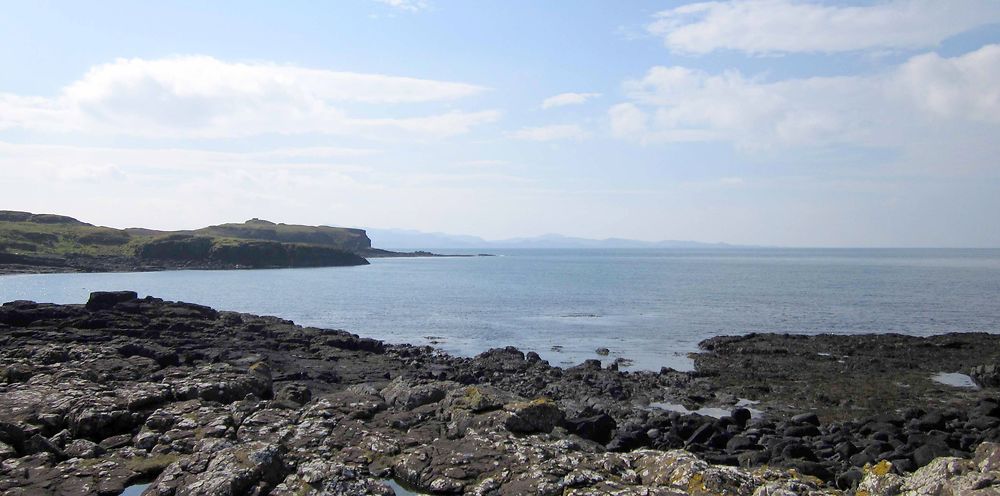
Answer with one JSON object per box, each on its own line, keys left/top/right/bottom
{"left": 541, "top": 92, "right": 601, "bottom": 109}
{"left": 509, "top": 124, "right": 590, "bottom": 142}
{"left": 649, "top": 0, "right": 1000, "bottom": 55}
{"left": 0, "top": 56, "right": 497, "bottom": 139}
{"left": 459, "top": 159, "right": 509, "bottom": 167}
{"left": 0, "top": 142, "right": 377, "bottom": 180}
{"left": 371, "top": 0, "right": 429, "bottom": 12}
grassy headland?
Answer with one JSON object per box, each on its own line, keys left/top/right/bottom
{"left": 0, "top": 210, "right": 375, "bottom": 274}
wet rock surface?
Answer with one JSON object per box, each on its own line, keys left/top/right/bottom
{"left": 1, "top": 292, "right": 999, "bottom": 495}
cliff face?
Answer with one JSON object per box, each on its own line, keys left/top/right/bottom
{"left": 136, "top": 235, "right": 368, "bottom": 268}
{"left": 0, "top": 211, "right": 372, "bottom": 273}
{"left": 192, "top": 219, "right": 373, "bottom": 253}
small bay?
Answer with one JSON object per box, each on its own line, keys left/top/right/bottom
{"left": 2, "top": 248, "right": 999, "bottom": 371}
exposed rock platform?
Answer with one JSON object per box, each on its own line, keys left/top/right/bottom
{"left": 2, "top": 292, "right": 1000, "bottom": 495}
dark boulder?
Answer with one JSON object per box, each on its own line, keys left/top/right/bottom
{"left": 912, "top": 442, "right": 953, "bottom": 468}
{"left": 25, "top": 434, "right": 64, "bottom": 458}
{"left": 731, "top": 407, "right": 752, "bottom": 427}
{"left": 85, "top": 291, "right": 138, "bottom": 311}
{"left": 971, "top": 364, "right": 1000, "bottom": 388}
{"left": 0, "top": 421, "right": 26, "bottom": 452}
{"left": 503, "top": 399, "right": 565, "bottom": 434}
{"left": 849, "top": 452, "right": 873, "bottom": 466}
{"left": 784, "top": 424, "right": 821, "bottom": 438}
{"left": 726, "top": 435, "right": 758, "bottom": 453}
{"left": 916, "top": 412, "right": 946, "bottom": 431}
{"left": 791, "top": 412, "right": 820, "bottom": 426}
{"left": 117, "top": 343, "right": 180, "bottom": 367}
{"left": 607, "top": 425, "right": 651, "bottom": 452}
{"left": 835, "top": 440, "right": 859, "bottom": 459}
{"left": 565, "top": 413, "right": 617, "bottom": 444}
{"left": 836, "top": 468, "right": 863, "bottom": 490}
{"left": 892, "top": 457, "right": 917, "bottom": 473}
{"left": 323, "top": 333, "right": 385, "bottom": 354}
{"left": 738, "top": 450, "right": 771, "bottom": 467}
{"left": 972, "top": 399, "right": 1000, "bottom": 419}
{"left": 780, "top": 443, "right": 818, "bottom": 462}
{"left": 685, "top": 423, "right": 717, "bottom": 446}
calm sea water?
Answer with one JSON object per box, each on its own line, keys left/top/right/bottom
{"left": 2, "top": 249, "right": 999, "bottom": 371}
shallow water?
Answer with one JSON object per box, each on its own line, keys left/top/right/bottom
{"left": 119, "top": 484, "right": 149, "bottom": 496}
{"left": 932, "top": 372, "right": 980, "bottom": 389}
{"left": 650, "top": 399, "right": 764, "bottom": 419}
{"left": 2, "top": 248, "right": 999, "bottom": 371}
{"left": 384, "top": 479, "right": 426, "bottom": 495}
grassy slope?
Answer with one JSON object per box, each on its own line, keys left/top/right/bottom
{"left": 187, "top": 218, "right": 371, "bottom": 252}
{"left": 0, "top": 211, "right": 371, "bottom": 259}
{"left": 0, "top": 220, "right": 142, "bottom": 257}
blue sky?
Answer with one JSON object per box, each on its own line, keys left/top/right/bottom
{"left": 1, "top": 0, "right": 999, "bottom": 247}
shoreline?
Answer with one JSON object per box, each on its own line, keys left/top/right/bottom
{"left": 1, "top": 292, "right": 999, "bottom": 494}
{"left": 0, "top": 249, "right": 490, "bottom": 277}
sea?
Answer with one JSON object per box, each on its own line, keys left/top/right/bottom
{"left": 2, "top": 248, "right": 999, "bottom": 371}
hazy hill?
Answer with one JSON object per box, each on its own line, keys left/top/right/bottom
{"left": 366, "top": 228, "right": 732, "bottom": 250}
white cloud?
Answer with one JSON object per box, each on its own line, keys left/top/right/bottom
{"left": 0, "top": 141, "right": 542, "bottom": 234}
{"left": 649, "top": 0, "right": 1000, "bottom": 55}
{"left": 541, "top": 92, "right": 601, "bottom": 109}
{"left": 0, "top": 141, "right": 375, "bottom": 183}
{"left": 53, "top": 163, "right": 125, "bottom": 182}
{"left": 254, "top": 146, "right": 377, "bottom": 160}
{"left": 508, "top": 124, "right": 590, "bottom": 142}
{"left": 372, "top": 0, "right": 429, "bottom": 12}
{"left": 608, "top": 103, "right": 650, "bottom": 140}
{"left": 897, "top": 48, "right": 1000, "bottom": 122}
{"left": 0, "top": 56, "right": 497, "bottom": 139}
{"left": 460, "top": 159, "right": 509, "bottom": 167}
{"left": 609, "top": 44, "right": 1000, "bottom": 165}
{"left": 0, "top": 140, "right": 387, "bottom": 229}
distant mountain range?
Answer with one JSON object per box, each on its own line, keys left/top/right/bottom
{"left": 364, "top": 228, "right": 735, "bottom": 250}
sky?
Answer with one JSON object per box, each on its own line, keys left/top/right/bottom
{"left": 1, "top": 0, "right": 999, "bottom": 247}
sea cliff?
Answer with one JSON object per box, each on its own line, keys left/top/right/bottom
{"left": 0, "top": 211, "right": 389, "bottom": 274}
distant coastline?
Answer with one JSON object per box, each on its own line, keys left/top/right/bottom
{"left": 365, "top": 227, "right": 739, "bottom": 251}
{"left": 0, "top": 210, "right": 462, "bottom": 276}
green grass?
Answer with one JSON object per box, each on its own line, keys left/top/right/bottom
{"left": 124, "top": 453, "right": 181, "bottom": 474}
{"left": 0, "top": 210, "right": 372, "bottom": 261}
{"left": 191, "top": 218, "right": 370, "bottom": 251}
{"left": 0, "top": 221, "right": 148, "bottom": 257}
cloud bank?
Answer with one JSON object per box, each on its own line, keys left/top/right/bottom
{"left": 649, "top": 0, "right": 1000, "bottom": 55}
{"left": 509, "top": 124, "right": 590, "bottom": 142}
{"left": 609, "top": 44, "right": 1000, "bottom": 167}
{"left": 0, "top": 56, "right": 497, "bottom": 139}
{"left": 541, "top": 92, "right": 601, "bottom": 109}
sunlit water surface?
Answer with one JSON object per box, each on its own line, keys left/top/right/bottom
{"left": 3, "top": 248, "right": 999, "bottom": 371}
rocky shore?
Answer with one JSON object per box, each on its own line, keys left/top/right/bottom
{"left": 2, "top": 293, "right": 1000, "bottom": 495}
{"left": 0, "top": 251, "right": 370, "bottom": 276}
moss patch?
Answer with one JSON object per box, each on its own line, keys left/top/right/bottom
{"left": 125, "top": 453, "right": 181, "bottom": 475}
